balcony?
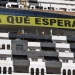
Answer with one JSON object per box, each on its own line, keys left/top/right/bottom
{"left": 59, "top": 52, "right": 74, "bottom": 58}
{"left": 52, "top": 35, "right": 67, "bottom": 42}
{"left": 13, "top": 73, "right": 29, "bottom": 75}
{"left": 0, "top": 50, "right": 11, "bottom": 55}
{"left": 46, "top": 74, "right": 61, "bottom": 75}
{"left": 45, "top": 61, "right": 62, "bottom": 67}
{"left": 13, "top": 59, "right": 30, "bottom": 66}
{"left": 41, "top": 42, "right": 55, "bottom": 48}
{"left": 0, "top": 33, "right": 8, "bottom": 38}
{"left": 13, "top": 73, "right": 61, "bottom": 75}
{"left": 56, "top": 43, "right": 70, "bottom": 50}
{"left": 12, "top": 50, "right": 58, "bottom": 57}
{"left": 67, "top": 35, "right": 75, "bottom": 43}
{"left": 28, "top": 42, "right": 40, "bottom": 47}
{"left": 70, "top": 44, "right": 75, "bottom": 49}
{"left": 0, "top": 1, "right": 8, "bottom": 4}
{"left": 9, "top": 33, "right": 52, "bottom": 42}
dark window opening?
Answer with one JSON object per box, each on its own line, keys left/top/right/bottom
{"left": 8, "top": 67, "right": 12, "bottom": 74}
{"left": 0, "top": 57, "right": 6, "bottom": 60}
{"left": 48, "top": 7, "right": 50, "bottom": 9}
{"left": 36, "top": 68, "right": 39, "bottom": 75}
{"left": 13, "top": 55, "right": 28, "bottom": 60}
{"left": 44, "top": 56, "right": 59, "bottom": 61}
{"left": 9, "top": 0, "right": 17, "bottom": 2}
{"left": 51, "top": 7, "right": 54, "bottom": 10}
{"left": 31, "top": 68, "right": 34, "bottom": 75}
{"left": 7, "top": 44, "right": 10, "bottom": 50}
{"left": 2, "top": 44, "right": 5, "bottom": 49}
{"left": 11, "top": 5, "right": 18, "bottom": 8}
{"left": 63, "top": 69, "right": 66, "bottom": 75}
{"left": 68, "top": 69, "right": 71, "bottom": 75}
{"left": 0, "top": 0, "right": 8, "bottom": 1}
{"left": 32, "top": 58, "right": 38, "bottom": 61}
{"left": 0, "top": 67, "right": 1, "bottom": 74}
{"left": 73, "top": 70, "right": 75, "bottom": 75}
{"left": 44, "top": 8, "right": 47, "bottom": 10}
{"left": 41, "top": 47, "right": 56, "bottom": 52}
{"left": 16, "top": 45, "right": 23, "bottom": 50}
{"left": 36, "top": 6, "right": 40, "bottom": 9}
{"left": 41, "top": 69, "right": 44, "bottom": 75}
{"left": 3, "top": 67, "right": 6, "bottom": 74}
{"left": 29, "top": 1, "right": 37, "bottom": 3}
{"left": 0, "top": 4, "right": 6, "bottom": 7}
{"left": 40, "top": 6, "right": 43, "bottom": 9}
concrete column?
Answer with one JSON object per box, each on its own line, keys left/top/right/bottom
{"left": 58, "top": 8, "right": 59, "bottom": 11}
{"left": 34, "top": 68, "right": 36, "bottom": 75}
{"left": 7, "top": 67, "right": 8, "bottom": 74}
{"left": 44, "top": 68, "right": 46, "bottom": 75}
{"left": 29, "top": 67, "right": 30, "bottom": 73}
{"left": 66, "top": 70, "right": 68, "bottom": 75}
{"left": 61, "top": 69, "right": 63, "bottom": 75}
{"left": 39, "top": 69, "right": 41, "bottom": 75}
{"left": 71, "top": 70, "right": 73, "bottom": 75}
{"left": 1, "top": 67, "right": 3, "bottom": 74}
{"left": 29, "top": 67, "right": 31, "bottom": 75}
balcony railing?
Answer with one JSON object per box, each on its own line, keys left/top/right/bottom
{"left": 13, "top": 59, "right": 30, "bottom": 66}
{"left": 45, "top": 61, "right": 62, "bottom": 67}
{"left": 12, "top": 51, "right": 58, "bottom": 57}
{"left": 9, "top": 33, "right": 52, "bottom": 42}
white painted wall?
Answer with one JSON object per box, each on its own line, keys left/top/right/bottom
{"left": 37, "top": 0, "right": 75, "bottom": 4}
{"left": 68, "top": 60, "right": 73, "bottom": 63}
{"left": 7, "top": 2, "right": 19, "bottom": 5}
{"left": 28, "top": 58, "right": 43, "bottom": 62}
{"left": 52, "top": 35, "right": 67, "bottom": 41}
{"left": 59, "top": 52, "right": 74, "bottom": 58}
{"left": 56, "top": 43, "right": 70, "bottom": 49}
{"left": 46, "top": 74, "right": 61, "bottom": 75}
{"left": 29, "top": 57, "right": 46, "bottom": 74}
{"left": 41, "top": 3, "right": 50, "bottom": 7}
{"left": 38, "top": 58, "right": 43, "bottom": 62}
{"left": 13, "top": 73, "right": 61, "bottom": 75}
{"left": 13, "top": 73, "right": 29, "bottom": 75}
{"left": 0, "top": 39, "right": 11, "bottom": 50}
{"left": 36, "top": 49, "right": 40, "bottom": 51}
{"left": 0, "top": 60, "right": 13, "bottom": 74}
{"left": 28, "top": 42, "right": 40, "bottom": 47}
{"left": 0, "top": 39, "right": 13, "bottom": 75}
{"left": 6, "top": 2, "right": 20, "bottom": 8}
{"left": 62, "top": 63, "right": 75, "bottom": 70}
{"left": 28, "top": 0, "right": 75, "bottom": 12}
{"left": 0, "top": 33, "right": 8, "bottom": 38}
{"left": 29, "top": 62, "right": 45, "bottom": 69}
{"left": 0, "top": 50, "right": 11, "bottom": 55}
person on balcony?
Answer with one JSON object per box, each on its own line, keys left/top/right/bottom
{"left": 42, "top": 30, "right": 44, "bottom": 35}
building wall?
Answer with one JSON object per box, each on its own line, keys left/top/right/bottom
{"left": 0, "top": 32, "right": 75, "bottom": 75}
{"left": 0, "top": 39, "right": 13, "bottom": 75}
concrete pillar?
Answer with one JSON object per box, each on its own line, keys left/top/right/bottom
{"left": 71, "top": 70, "right": 73, "bottom": 75}
{"left": 39, "top": 69, "right": 41, "bottom": 75}
{"left": 29, "top": 67, "right": 31, "bottom": 75}
{"left": 7, "top": 67, "right": 8, "bottom": 74}
{"left": 44, "top": 68, "right": 46, "bottom": 75}
{"left": 34, "top": 68, "right": 36, "bottom": 75}
{"left": 61, "top": 69, "right": 63, "bottom": 75}
{"left": 66, "top": 70, "right": 68, "bottom": 75}
{"left": 1, "top": 67, "right": 3, "bottom": 74}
